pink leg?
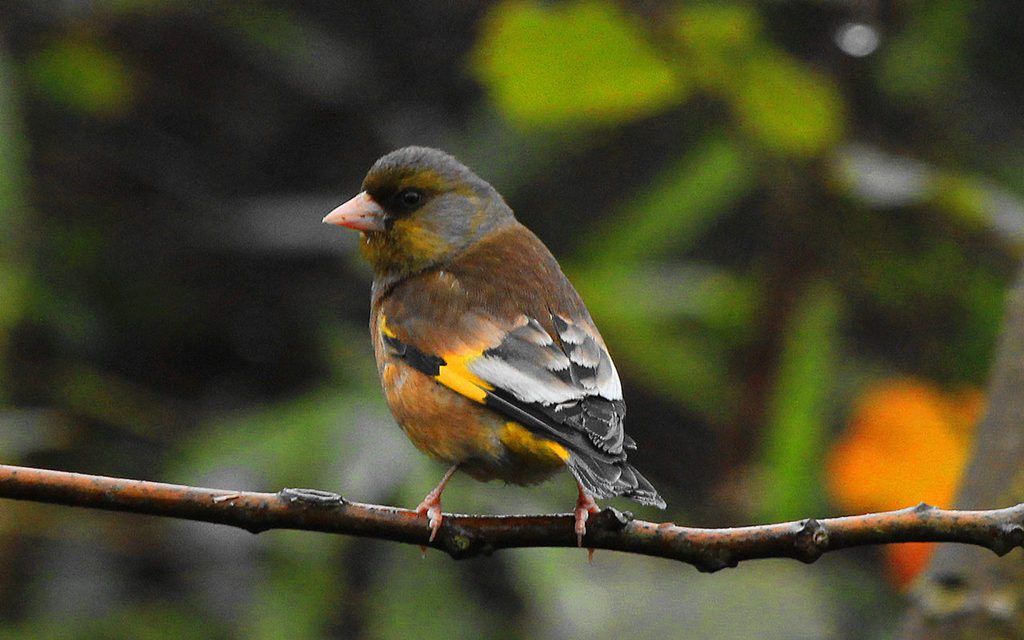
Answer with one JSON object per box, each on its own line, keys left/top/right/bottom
{"left": 574, "top": 482, "right": 601, "bottom": 547}
{"left": 415, "top": 464, "right": 459, "bottom": 542}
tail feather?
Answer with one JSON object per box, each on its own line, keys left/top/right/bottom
{"left": 615, "top": 463, "right": 666, "bottom": 508}
{"left": 567, "top": 454, "right": 666, "bottom": 509}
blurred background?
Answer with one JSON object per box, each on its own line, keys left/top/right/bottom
{"left": 1, "top": 1, "right": 1022, "bottom": 638}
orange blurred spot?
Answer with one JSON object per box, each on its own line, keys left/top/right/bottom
{"left": 883, "top": 543, "right": 934, "bottom": 587}
{"left": 825, "top": 379, "right": 984, "bottom": 587}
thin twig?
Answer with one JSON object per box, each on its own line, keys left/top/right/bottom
{"left": 1, "top": 463, "right": 1022, "bottom": 571}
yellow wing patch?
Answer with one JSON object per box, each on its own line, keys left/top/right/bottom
{"left": 380, "top": 313, "right": 493, "bottom": 404}
{"left": 435, "top": 352, "right": 493, "bottom": 403}
{"left": 380, "top": 314, "right": 397, "bottom": 338}
{"left": 501, "top": 422, "right": 570, "bottom": 463}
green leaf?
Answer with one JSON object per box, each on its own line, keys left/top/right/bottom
{"left": 674, "top": 3, "right": 761, "bottom": 52}
{"left": 760, "top": 283, "right": 842, "bottom": 521}
{"left": 472, "top": 0, "right": 685, "bottom": 128}
{"left": 578, "top": 133, "right": 755, "bottom": 262}
{"left": 671, "top": 4, "right": 845, "bottom": 155}
{"left": 672, "top": 3, "right": 763, "bottom": 88}
{"left": 931, "top": 171, "right": 995, "bottom": 229}
{"left": 732, "top": 56, "right": 845, "bottom": 156}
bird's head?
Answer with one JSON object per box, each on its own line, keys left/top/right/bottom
{"left": 324, "top": 147, "right": 514, "bottom": 280}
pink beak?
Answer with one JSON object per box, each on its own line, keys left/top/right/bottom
{"left": 322, "top": 191, "right": 386, "bottom": 232}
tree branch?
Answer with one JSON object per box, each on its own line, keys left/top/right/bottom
{"left": 1, "top": 463, "right": 1022, "bottom": 571}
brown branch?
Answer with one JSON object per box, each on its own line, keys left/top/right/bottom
{"left": 1, "top": 463, "right": 1023, "bottom": 570}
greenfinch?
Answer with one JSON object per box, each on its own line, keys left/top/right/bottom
{"left": 324, "top": 147, "right": 665, "bottom": 543}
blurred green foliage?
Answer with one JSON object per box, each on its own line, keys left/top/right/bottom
{"left": 0, "top": 47, "right": 30, "bottom": 398}
{"left": 0, "top": 0, "right": 1021, "bottom": 638}
{"left": 27, "top": 36, "right": 135, "bottom": 117}
{"left": 572, "top": 136, "right": 756, "bottom": 416}
{"left": 473, "top": 0, "right": 684, "bottom": 128}
{"left": 673, "top": 3, "right": 845, "bottom": 154}
{"left": 760, "top": 284, "right": 841, "bottom": 521}
{"left": 879, "top": 0, "right": 972, "bottom": 102}
{"left": 474, "top": 0, "right": 845, "bottom": 152}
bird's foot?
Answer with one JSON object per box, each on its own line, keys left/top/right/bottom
{"left": 574, "top": 489, "right": 600, "bottom": 547}
{"left": 415, "top": 464, "right": 459, "bottom": 543}
{"left": 415, "top": 495, "right": 444, "bottom": 543}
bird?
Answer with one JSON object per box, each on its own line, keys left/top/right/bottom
{"left": 323, "top": 146, "right": 665, "bottom": 545}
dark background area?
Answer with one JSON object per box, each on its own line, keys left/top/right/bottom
{"left": 0, "top": 1, "right": 1022, "bottom": 637}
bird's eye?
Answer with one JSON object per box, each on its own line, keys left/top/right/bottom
{"left": 398, "top": 188, "right": 423, "bottom": 209}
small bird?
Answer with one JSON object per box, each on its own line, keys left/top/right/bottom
{"left": 324, "top": 147, "right": 665, "bottom": 544}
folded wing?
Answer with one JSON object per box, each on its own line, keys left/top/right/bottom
{"left": 382, "top": 312, "right": 664, "bottom": 507}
